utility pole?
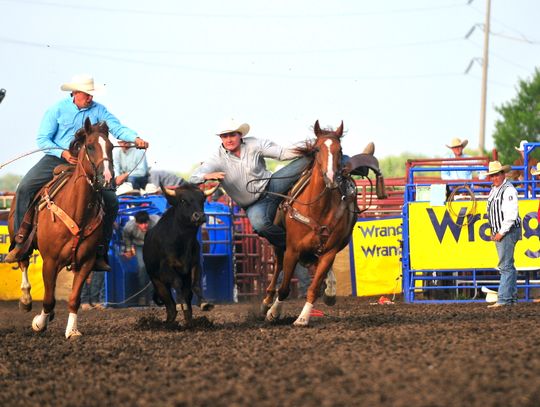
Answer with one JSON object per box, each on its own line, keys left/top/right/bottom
{"left": 478, "top": 0, "right": 491, "bottom": 153}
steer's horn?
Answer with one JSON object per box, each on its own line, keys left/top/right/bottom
{"left": 160, "top": 184, "right": 176, "bottom": 197}
{"left": 203, "top": 183, "right": 221, "bottom": 197}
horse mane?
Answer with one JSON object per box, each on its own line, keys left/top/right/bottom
{"left": 292, "top": 124, "right": 344, "bottom": 159}
{"left": 68, "top": 120, "right": 110, "bottom": 157}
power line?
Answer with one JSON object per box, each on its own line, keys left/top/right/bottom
{"left": 0, "top": 35, "right": 464, "bottom": 56}
{"left": 1, "top": 0, "right": 466, "bottom": 18}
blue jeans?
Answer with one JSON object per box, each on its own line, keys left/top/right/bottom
{"left": 14, "top": 154, "right": 118, "bottom": 248}
{"left": 245, "top": 156, "right": 310, "bottom": 248}
{"left": 128, "top": 175, "right": 148, "bottom": 190}
{"left": 81, "top": 271, "right": 105, "bottom": 305}
{"left": 495, "top": 226, "right": 522, "bottom": 304}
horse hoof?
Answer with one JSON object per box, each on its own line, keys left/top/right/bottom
{"left": 200, "top": 302, "right": 214, "bottom": 312}
{"left": 66, "top": 329, "right": 82, "bottom": 340}
{"left": 19, "top": 300, "right": 32, "bottom": 312}
{"left": 323, "top": 295, "right": 336, "bottom": 306}
{"left": 293, "top": 317, "right": 309, "bottom": 327}
{"left": 260, "top": 302, "right": 271, "bottom": 316}
{"left": 265, "top": 309, "right": 280, "bottom": 322}
{"left": 32, "top": 315, "right": 47, "bottom": 332}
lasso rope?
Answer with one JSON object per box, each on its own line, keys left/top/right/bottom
{"left": 0, "top": 145, "right": 147, "bottom": 178}
{"left": 446, "top": 184, "right": 477, "bottom": 228}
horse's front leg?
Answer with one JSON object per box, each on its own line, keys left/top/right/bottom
{"left": 261, "top": 248, "right": 284, "bottom": 316}
{"left": 31, "top": 258, "right": 58, "bottom": 333}
{"left": 19, "top": 258, "right": 32, "bottom": 312}
{"left": 294, "top": 251, "right": 337, "bottom": 327}
{"left": 64, "top": 261, "right": 94, "bottom": 339}
{"left": 266, "top": 251, "right": 298, "bottom": 322}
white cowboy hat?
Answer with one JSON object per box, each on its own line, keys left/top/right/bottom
{"left": 514, "top": 140, "right": 529, "bottom": 152}
{"left": 216, "top": 118, "right": 250, "bottom": 137}
{"left": 481, "top": 286, "right": 498, "bottom": 303}
{"left": 116, "top": 182, "right": 137, "bottom": 196}
{"left": 142, "top": 183, "right": 160, "bottom": 195}
{"left": 531, "top": 163, "right": 540, "bottom": 176}
{"left": 60, "top": 74, "right": 104, "bottom": 96}
{"left": 446, "top": 138, "right": 468, "bottom": 149}
{"left": 484, "top": 160, "right": 511, "bottom": 176}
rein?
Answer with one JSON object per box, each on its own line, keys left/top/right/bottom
{"left": 112, "top": 144, "right": 148, "bottom": 179}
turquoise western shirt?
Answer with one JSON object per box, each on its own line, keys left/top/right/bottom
{"left": 37, "top": 97, "right": 138, "bottom": 158}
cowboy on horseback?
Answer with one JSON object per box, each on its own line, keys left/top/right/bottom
{"left": 189, "top": 118, "right": 374, "bottom": 249}
{"left": 4, "top": 74, "right": 150, "bottom": 270}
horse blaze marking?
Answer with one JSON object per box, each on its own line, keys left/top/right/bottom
{"left": 98, "top": 137, "right": 113, "bottom": 182}
{"left": 324, "top": 139, "right": 334, "bottom": 182}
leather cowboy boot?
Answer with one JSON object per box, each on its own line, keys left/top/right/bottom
{"left": 94, "top": 245, "right": 112, "bottom": 272}
{"left": 4, "top": 242, "right": 24, "bottom": 263}
{"left": 4, "top": 220, "right": 32, "bottom": 263}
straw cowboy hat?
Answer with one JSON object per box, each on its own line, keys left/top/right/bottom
{"left": 485, "top": 160, "right": 511, "bottom": 176}
{"left": 531, "top": 163, "right": 540, "bottom": 176}
{"left": 60, "top": 74, "right": 104, "bottom": 96}
{"left": 446, "top": 138, "right": 468, "bottom": 149}
{"left": 116, "top": 182, "right": 137, "bottom": 196}
{"left": 216, "top": 118, "right": 250, "bottom": 137}
{"left": 514, "top": 140, "right": 529, "bottom": 152}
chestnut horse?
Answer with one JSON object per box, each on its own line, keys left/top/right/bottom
{"left": 261, "top": 121, "right": 362, "bottom": 326}
{"left": 8, "top": 118, "right": 114, "bottom": 339}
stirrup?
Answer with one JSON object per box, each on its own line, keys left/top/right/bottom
{"left": 93, "top": 257, "right": 111, "bottom": 272}
{"left": 4, "top": 246, "right": 22, "bottom": 263}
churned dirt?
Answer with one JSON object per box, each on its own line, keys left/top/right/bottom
{"left": 1, "top": 297, "right": 539, "bottom": 407}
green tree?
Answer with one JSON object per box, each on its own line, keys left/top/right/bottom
{"left": 0, "top": 173, "right": 22, "bottom": 192}
{"left": 493, "top": 68, "right": 540, "bottom": 164}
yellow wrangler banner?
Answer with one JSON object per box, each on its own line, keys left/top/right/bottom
{"left": 350, "top": 217, "right": 402, "bottom": 296}
{"left": 0, "top": 224, "right": 45, "bottom": 300}
{"left": 409, "top": 199, "right": 539, "bottom": 269}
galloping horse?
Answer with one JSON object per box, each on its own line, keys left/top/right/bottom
{"left": 8, "top": 117, "right": 114, "bottom": 339}
{"left": 261, "top": 120, "right": 381, "bottom": 326}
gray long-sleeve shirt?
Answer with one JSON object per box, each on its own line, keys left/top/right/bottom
{"left": 189, "top": 137, "right": 299, "bottom": 207}
{"left": 122, "top": 215, "right": 160, "bottom": 249}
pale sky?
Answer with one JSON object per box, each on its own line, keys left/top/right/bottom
{"left": 1, "top": 0, "right": 539, "bottom": 176}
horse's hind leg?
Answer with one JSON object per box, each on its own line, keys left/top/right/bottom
{"left": 261, "top": 248, "right": 284, "bottom": 316}
{"left": 322, "top": 268, "right": 337, "bottom": 306}
{"left": 19, "top": 258, "right": 32, "bottom": 312}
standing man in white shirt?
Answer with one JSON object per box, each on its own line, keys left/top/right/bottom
{"left": 485, "top": 161, "right": 522, "bottom": 308}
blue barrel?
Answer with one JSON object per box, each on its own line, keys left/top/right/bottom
{"left": 201, "top": 202, "right": 234, "bottom": 302}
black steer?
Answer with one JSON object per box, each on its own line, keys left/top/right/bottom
{"left": 143, "top": 183, "right": 213, "bottom": 326}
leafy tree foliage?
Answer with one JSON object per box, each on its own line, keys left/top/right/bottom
{"left": 493, "top": 68, "right": 540, "bottom": 164}
{"left": 0, "top": 173, "right": 22, "bottom": 193}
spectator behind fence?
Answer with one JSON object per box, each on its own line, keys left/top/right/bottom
{"left": 122, "top": 210, "right": 160, "bottom": 306}
{"left": 114, "top": 140, "right": 149, "bottom": 190}
{"left": 507, "top": 140, "right": 538, "bottom": 182}
{"left": 485, "top": 161, "right": 522, "bottom": 308}
{"left": 441, "top": 138, "right": 473, "bottom": 180}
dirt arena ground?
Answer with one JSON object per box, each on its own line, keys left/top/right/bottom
{"left": 1, "top": 296, "right": 539, "bottom": 407}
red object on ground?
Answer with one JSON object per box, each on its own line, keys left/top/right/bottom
{"left": 377, "top": 296, "right": 395, "bottom": 305}
{"left": 310, "top": 309, "right": 325, "bottom": 317}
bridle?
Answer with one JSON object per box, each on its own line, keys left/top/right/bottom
{"left": 75, "top": 134, "right": 113, "bottom": 192}
{"left": 312, "top": 134, "right": 343, "bottom": 190}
